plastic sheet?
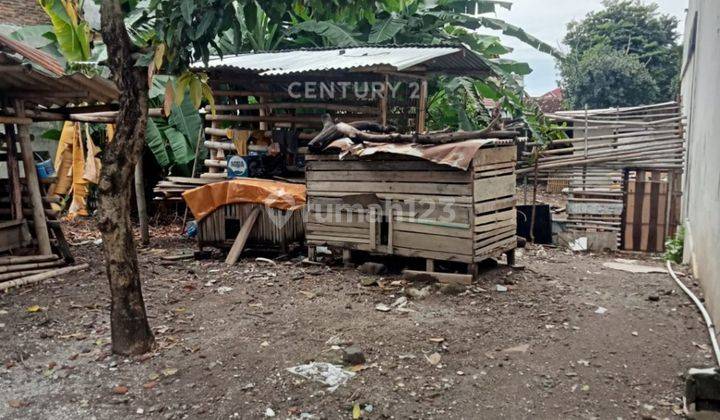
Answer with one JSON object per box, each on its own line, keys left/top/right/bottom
{"left": 182, "top": 178, "right": 306, "bottom": 221}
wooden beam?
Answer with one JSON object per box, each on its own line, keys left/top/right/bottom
{"left": 225, "top": 207, "right": 261, "bottom": 265}
{"left": 402, "top": 270, "right": 473, "bottom": 285}
{"left": 0, "top": 116, "right": 32, "bottom": 125}
{"left": 417, "top": 79, "right": 428, "bottom": 133}
{"left": 14, "top": 99, "right": 52, "bottom": 255}
{"left": 3, "top": 124, "right": 23, "bottom": 220}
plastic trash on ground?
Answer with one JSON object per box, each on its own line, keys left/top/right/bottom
{"left": 286, "top": 362, "right": 355, "bottom": 392}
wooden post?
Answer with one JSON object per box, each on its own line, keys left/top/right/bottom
{"left": 134, "top": 158, "right": 149, "bottom": 245}
{"left": 14, "top": 100, "right": 52, "bottom": 255}
{"left": 3, "top": 124, "right": 22, "bottom": 220}
{"left": 380, "top": 74, "right": 389, "bottom": 127}
{"left": 226, "top": 207, "right": 260, "bottom": 265}
{"left": 416, "top": 79, "right": 428, "bottom": 133}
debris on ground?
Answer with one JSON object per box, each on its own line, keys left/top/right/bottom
{"left": 286, "top": 362, "right": 355, "bottom": 392}
{"left": 342, "top": 346, "right": 366, "bottom": 366}
{"left": 602, "top": 259, "right": 667, "bottom": 274}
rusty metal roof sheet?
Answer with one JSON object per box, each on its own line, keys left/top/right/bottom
{"left": 193, "top": 45, "right": 493, "bottom": 77}
{"left": 0, "top": 33, "right": 118, "bottom": 107}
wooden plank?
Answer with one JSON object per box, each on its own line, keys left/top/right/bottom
{"left": 308, "top": 192, "right": 473, "bottom": 204}
{"left": 306, "top": 160, "right": 458, "bottom": 172}
{"left": 475, "top": 235, "right": 516, "bottom": 259}
{"left": 474, "top": 174, "right": 515, "bottom": 202}
{"left": 474, "top": 209, "right": 515, "bottom": 226}
{"left": 306, "top": 170, "right": 470, "bottom": 184}
{"left": 369, "top": 209, "right": 378, "bottom": 249}
{"left": 393, "top": 231, "right": 473, "bottom": 256}
{"left": 473, "top": 146, "right": 517, "bottom": 167}
{"left": 306, "top": 223, "right": 369, "bottom": 237}
{"left": 640, "top": 176, "right": 652, "bottom": 252}
{"left": 394, "top": 202, "right": 472, "bottom": 225}
{"left": 474, "top": 168, "right": 515, "bottom": 179}
{"left": 647, "top": 171, "right": 661, "bottom": 252}
{"left": 392, "top": 246, "right": 473, "bottom": 263}
{"left": 567, "top": 200, "right": 624, "bottom": 216}
{"left": 306, "top": 235, "right": 370, "bottom": 245}
{"left": 225, "top": 207, "right": 261, "bottom": 265}
{"left": 403, "top": 270, "right": 472, "bottom": 285}
{"left": 307, "top": 212, "right": 370, "bottom": 228}
{"left": 394, "top": 220, "right": 473, "bottom": 239}
{"left": 475, "top": 197, "right": 516, "bottom": 215}
{"left": 474, "top": 217, "right": 515, "bottom": 234}
{"left": 631, "top": 176, "right": 642, "bottom": 250}
{"left": 474, "top": 226, "right": 516, "bottom": 249}
{"left": 307, "top": 180, "right": 472, "bottom": 196}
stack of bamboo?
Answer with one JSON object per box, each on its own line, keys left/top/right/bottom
{"left": 200, "top": 88, "right": 381, "bottom": 180}
{"left": 518, "top": 101, "right": 685, "bottom": 249}
{"left": 0, "top": 254, "right": 88, "bottom": 291}
{"left": 519, "top": 101, "right": 685, "bottom": 174}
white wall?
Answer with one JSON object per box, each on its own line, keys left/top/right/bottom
{"left": 681, "top": 0, "right": 720, "bottom": 322}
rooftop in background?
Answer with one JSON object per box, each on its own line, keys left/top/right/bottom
{"left": 193, "top": 45, "right": 493, "bottom": 78}
{"left": 0, "top": 33, "right": 117, "bottom": 107}
{"left": 0, "top": 0, "right": 49, "bottom": 27}
{"left": 535, "top": 87, "right": 565, "bottom": 113}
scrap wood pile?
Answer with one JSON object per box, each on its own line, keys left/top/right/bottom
{"left": 308, "top": 114, "right": 518, "bottom": 151}
{"left": 153, "top": 176, "right": 217, "bottom": 202}
{"left": 0, "top": 254, "right": 88, "bottom": 291}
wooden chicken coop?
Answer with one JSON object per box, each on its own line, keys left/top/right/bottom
{"left": 305, "top": 140, "right": 518, "bottom": 279}
{"left": 196, "top": 203, "right": 305, "bottom": 252}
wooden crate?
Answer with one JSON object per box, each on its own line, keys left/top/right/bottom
{"left": 305, "top": 145, "right": 517, "bottom": 279}
{"left": 198, "top": 203, "right": 305, "bottom": 251}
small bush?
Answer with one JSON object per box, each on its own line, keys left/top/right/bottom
{"left": 664, "top": 226, "right": 684, "bottom": 263}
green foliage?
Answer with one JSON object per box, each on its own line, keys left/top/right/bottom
{"left": 560, "top": 0, "right": 681, "bottom": 107}
{"left": 38, "top": 0, "right": 92, "bottom": 62}
{"left": 560, "top": 45, "right": 660, "bottom": 109}
{"left": 664, "top": 226, "right": 684, "bottom": 263}
{"left": 145, "top": 97, "right": 204, "bottom": 168}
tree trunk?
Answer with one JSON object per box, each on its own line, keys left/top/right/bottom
{"left": 98, "top": 0, "right": 153, "bottom": 355}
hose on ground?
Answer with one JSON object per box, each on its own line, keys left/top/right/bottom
{"left": 667, "top": 260, "right": 720, "bottom": 367}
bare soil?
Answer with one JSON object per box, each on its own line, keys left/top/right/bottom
{"left": 0, "top": 229, "right": 710, "bottom": 419}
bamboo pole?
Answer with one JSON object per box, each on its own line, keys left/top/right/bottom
{"left": 0, "top": 264, "right": 89, "bottom": 292}
{"left": 0, "top": 259, "right": 62, "bottom": 274}
{"left": 0, "top": 254, "right": 59, "bottom": 265}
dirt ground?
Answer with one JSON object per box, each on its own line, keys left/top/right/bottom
{"left": 0, "top": 225, "right": 711, "bottom": 419}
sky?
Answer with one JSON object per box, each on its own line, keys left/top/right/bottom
{"left": 486, "top": 0, "right": 689, "bottom": 96}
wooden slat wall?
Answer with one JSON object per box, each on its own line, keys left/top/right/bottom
{"left": 622, "top": 169, "right": 681, "bottom": 252}
{"left": 473, "top": 146, "right": 517, "bottom": 259}
{"left": 198, "top": 203, "right": 305, "bottom": 249}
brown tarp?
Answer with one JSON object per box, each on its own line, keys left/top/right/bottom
{"left": 326, "top": 138, "right": 499, "bottom": 170}
{"left": 182, "top": 178, "right": 306, "bottom": 221}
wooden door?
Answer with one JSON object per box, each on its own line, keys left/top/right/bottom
{"left": 621, "top": 169, "right": 682, "bottom": 252}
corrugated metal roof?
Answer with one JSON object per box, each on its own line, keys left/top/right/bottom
{"left": 0, "top": 33, "right": 118, "bottom": 107}
{"left": 194, "top": 45, "right": 492, "bottom": 76}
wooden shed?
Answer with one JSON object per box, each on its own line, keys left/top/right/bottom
{"left": 305, "top": 140, "right": 517, "bottom": 279}
{"left": 0, "top": 33, "right": 116, "bottom": 285}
